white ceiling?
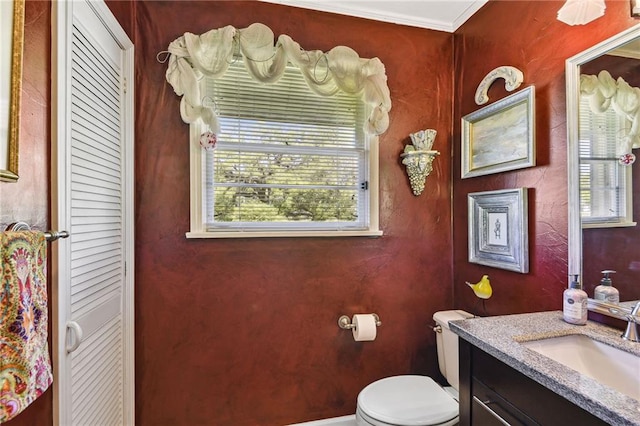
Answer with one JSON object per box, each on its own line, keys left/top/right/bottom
{"left": 609, "top": 39, "right": 640, "bottom": 60}
{"left": 260, "top": 0, "right": 489, "bottom": 33}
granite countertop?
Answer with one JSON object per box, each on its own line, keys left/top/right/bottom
{"left": 449, "top": 311, "right": 640, "bottom": 426}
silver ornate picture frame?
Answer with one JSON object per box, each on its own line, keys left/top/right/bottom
{"left": 468, "top": 188, "right": 529, "bottom": 273}
{"left": 462, "top": 86, "right": 535, "bottom": 179}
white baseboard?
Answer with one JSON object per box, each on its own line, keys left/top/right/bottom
{"left": 288, "top": 414, "right": 356, "bottom": 426}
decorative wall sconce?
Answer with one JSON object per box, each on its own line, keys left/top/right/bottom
{"left": 401, "top": 129, "right": 439, "bottom": 196}
{"left": 557, "top": 0, "right": 605, "bottom": 26}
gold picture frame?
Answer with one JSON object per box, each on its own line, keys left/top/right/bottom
{"left": 1, "top": 0, "right": 25, "bottom": 182}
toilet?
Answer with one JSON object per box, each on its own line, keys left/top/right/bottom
{"left": 355, "top": 310, "right": 474, "bottom": 426}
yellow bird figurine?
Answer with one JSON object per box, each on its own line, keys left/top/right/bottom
{"left": 466, "top": 275, "right": 492, "bottom": 299}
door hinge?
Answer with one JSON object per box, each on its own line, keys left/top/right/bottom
{"left": 360, "top": 181, "right": 369, "bottom": 190}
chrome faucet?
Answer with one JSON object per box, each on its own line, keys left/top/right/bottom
{"left": 621, "top": 302, "right": 640, "bottom": 342}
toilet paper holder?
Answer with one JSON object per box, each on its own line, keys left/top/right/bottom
{"left": 338, "top": 313, "right": 382, "bottom": 330}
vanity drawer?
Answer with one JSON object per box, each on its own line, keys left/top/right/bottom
{"left": 471, "top": 378, "right": 534, "bottom": 426}
{"left": 461, "top": 340, "right": 608, "bottom": 426}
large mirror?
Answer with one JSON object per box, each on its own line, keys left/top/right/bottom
{"left": 567, "top": 24, "right": 640, "bottom": 311}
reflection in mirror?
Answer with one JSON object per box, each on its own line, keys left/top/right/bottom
{"left": 567, "top": 24, "right": 640, "bottom": 306}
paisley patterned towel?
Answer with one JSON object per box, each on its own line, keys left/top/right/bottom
{"left": 0, "top": 231, "right": 53, "bottom": 422}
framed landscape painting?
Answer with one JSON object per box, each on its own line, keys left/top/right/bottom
{"left": 462, "top": 86, "right": 535, "bottom": 179}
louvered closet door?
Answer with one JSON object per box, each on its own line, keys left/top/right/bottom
{"left": 52, "top": 1, "right": 134, "bottom": 425}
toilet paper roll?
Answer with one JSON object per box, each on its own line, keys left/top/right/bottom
{"left": 352, "top": 314, "right": 377, "bottom": 341}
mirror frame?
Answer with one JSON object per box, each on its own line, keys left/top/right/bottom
{"left": 566, "top": 24, "right": 640, "bottom": 288}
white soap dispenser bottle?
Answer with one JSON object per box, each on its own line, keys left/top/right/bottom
{"left": 593, "top": 270, "right": 619, "bottom": 303}
{"left": 563, "top": 275, "right": 588, "bottom": 325}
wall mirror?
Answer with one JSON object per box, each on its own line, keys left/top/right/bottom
{"left": 567, "top": 24, "right": 640, "bottom": 313}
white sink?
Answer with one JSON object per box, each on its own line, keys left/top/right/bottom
{"left": 522, "top": 334, "right": 640, "bottom": 400}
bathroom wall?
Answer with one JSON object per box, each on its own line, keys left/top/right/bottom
{"left": 131, "top": 2, "right": 453, "bottom": 424}
{"left": 452, "top": 0, "right": 638, "bottom": 316}
{"left": 0, "top": 0, "right": 50, "bottom": 232}
{"left": 4, "top": 0, "right": 638, "bottom": 425}
{"left": 1, "top": 1, "right": 53, "bottom": 424}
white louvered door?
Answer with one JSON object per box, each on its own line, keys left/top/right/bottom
{"left": 52, "top": 1, "right": 134, "bottom": 425}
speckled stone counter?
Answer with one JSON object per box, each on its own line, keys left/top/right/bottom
{"left": 450, "top": 311, "right": 640, "bottom": 426}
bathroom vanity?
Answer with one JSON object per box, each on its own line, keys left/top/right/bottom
{"left": 450, "top": 311, "right": 640, "bottom": 426}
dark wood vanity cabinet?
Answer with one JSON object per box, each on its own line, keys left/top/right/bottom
{"left": 458, "top": 340, "right": 608, "bottom": 426}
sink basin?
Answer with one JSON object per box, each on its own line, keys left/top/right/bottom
{"left": 522, "top": 334, "right": 640, "bottom": 400}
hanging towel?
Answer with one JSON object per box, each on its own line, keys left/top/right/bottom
{"left": 0, "top": 231, "right": 53, "bottom": 422}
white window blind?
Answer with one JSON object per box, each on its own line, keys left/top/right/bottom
{"left": 191, "top": 59, "right": 378, "bottom": 236}
{"left": 578, "top": 95, "right": 634, "bottom": 227}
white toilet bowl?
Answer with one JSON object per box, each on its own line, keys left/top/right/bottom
{"left": 355, "top": 375, "right": 458, "bottom": 426}
{"left": 354, "top": 310, "right": 472, "bottom": 426}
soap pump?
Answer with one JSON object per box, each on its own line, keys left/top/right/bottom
{"left": 594, "top": 270, "right": 619, "bottom": 303}
{"left": 563, "top": 274, "right": 587, "bottom": 325}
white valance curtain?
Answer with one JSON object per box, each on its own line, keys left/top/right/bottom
{"left": 581, "top": 70, "right": 640, "bottom": 154}
{"left": 165, "top": 23, "right": 392, "bottom": 137}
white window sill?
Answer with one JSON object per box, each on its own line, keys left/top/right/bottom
{"left": 582, "top": 221, "right": 637, "bottom": 229}
{"left": 186, "top": 230, "right": 384, "bottom": 239}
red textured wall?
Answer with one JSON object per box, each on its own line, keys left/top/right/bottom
{"left": 0, "top": 0, "right": 50, "bottom": 231}
{"left": 133, "top": 2, "right": 453, "bottom": 425}
{"left": 582, "top": 54, "right": 640, "bottom": 86}
{"left": 5, "top": 0, "right": 640, "bottom": 424}
{"left": 452, "top": 0, "right": 638, "bottom": 316}
{"left": 1, "top": 1, "right": 53, "bottom": 425}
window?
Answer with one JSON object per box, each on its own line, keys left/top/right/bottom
{"left": 579, "top": 95, "right": 635, "bottom": 228}
{"left": 164, "top": 23, "right": 391, "bottom": 238}
{"left": 187, "top": 60, "right": 381, "bottom": 238}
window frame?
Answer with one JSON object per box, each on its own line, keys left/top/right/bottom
{"left": 578, "top": 95, "right": 636, "bottom": 228}
{"left": 579, "top": 158, "right": 635, "bottom": 229}
{"left": 186, "top": 79, "right": 381, "bottom": 239}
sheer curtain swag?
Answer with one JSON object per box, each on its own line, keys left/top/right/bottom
{"left": 581, "top": 70, "right": 640, "bottom": 156}
{"left": 164, "top": 23, "right": 392, "bottom": 138}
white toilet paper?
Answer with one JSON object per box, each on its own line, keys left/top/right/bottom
{"left": 352, "top": 314, "right": 377, "bottom": 341}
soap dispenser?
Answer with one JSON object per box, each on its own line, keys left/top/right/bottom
{"left": 594, "top": 270, "right": 619, "bottom": 303}
{"left": 563, "top": 275, "right": 587, "bottom": 325}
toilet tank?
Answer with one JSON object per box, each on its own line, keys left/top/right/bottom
{"left": 433, "top": 310, "right": 474, "bottom": 390}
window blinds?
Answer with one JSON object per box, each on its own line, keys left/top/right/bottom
{"left": 202, "top": 61, "right": 368, "bottom": 230}
{"left": 578, "top": 96, "right": 631, "bottom": 224}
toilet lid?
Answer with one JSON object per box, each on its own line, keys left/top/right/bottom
{"left": 357, "top": 375, "right": 458, "bottom": 426}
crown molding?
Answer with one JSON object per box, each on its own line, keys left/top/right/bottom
{"left": 259, "top": 0, "right": 488, "bottom": 33}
